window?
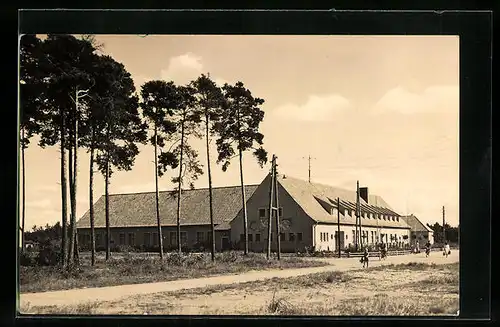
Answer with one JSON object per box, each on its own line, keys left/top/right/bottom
{"left": 180, "top": 231, "right": 187, "bottom": 244}
{"left": 396, "top": 217, "right": 399, "bottom": 222}
{"left": 197, "top": 231, "right": 205, "bottom": 243}
{"left": 289, "top": 233, "right": 295, "bottom": 242}
{"left": 255, "top": 233, "right": 261, "bottom": 242}
{"left": 383, "top": 215, "right": 386, "bottom": 220}
{"left": 152, "top": 233, "right": 158, "bottom": 246}
{"left": 96, "top": 233, "right": 102, "bottom": 245}
{"left": 144, "top": 232, "right": 151, "bottom": 246}
{"left": 371, "top": 231, "right": 374, "bottom": 244}
{"left": 352, "top": 230, "right": 355, "bottom": 242}
{"left": 331, "top": 234, "right": 334, "bottom": 240}
{"left": 240, "top": 234, "right": 245, "bottom": 242}
{"left": 320, "top": 233, "right": 323, "bottom": 242}
{"left": 170, "top": 232, "right": 177, "bottom": 245}
{"left": 248, "top": 234, "right": 253, "bottom": 242}
{"left": 207, "top": 231, "right": 213, "bottom": 242}
{"left": 128, "top": 233, "right": 135, "bottom": 246}
{"left": 119, "top": 233, "right": 125, "bottom": 245}
{"left": 259, "top": 208, "right": 266, "bottom": 218}
{"left": 297, "top": 233, "right": 303, "bottom": 242}
{"left": 280, "top": 233, "right": 286, "bottom": 241}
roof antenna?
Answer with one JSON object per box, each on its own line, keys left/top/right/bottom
{"left": 302, "top": 155, "right": 316, "bottom": 183}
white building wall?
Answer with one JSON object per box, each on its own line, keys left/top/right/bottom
{"left": 314, "top": 223, "right": 410, "bottom": 251}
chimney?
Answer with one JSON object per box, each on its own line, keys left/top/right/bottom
{"left": 360, "top": 187, "right": 369, "bottom": 204}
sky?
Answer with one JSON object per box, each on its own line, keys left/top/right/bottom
{"left": 19, "top": 35, "right": 460, "bottom": 232}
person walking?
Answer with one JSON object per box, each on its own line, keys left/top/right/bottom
{"left": 425, "top": 240, "right": 431, "bottom": 257}
{"left": 443, "top": 241, "right": 450, "bottom": 258}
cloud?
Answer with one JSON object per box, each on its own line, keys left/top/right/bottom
{"left": 272, "top": 94, "right": 351, "bottom": 122}
{"left": 373, "top": 85, "right": 459, "bottom": 115}
{"left": 160, "top": 53, "right": 204, "bottom": 85}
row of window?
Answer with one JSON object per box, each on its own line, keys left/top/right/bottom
{"left": 239, "top": 232, "right": 303, "bottom": 243}
{"left": 81, "top": 231, "right": 210, "bottom": 247}
{"left": 350, "top": 230, "right": 405, "bottom": 244}
{"left": 341, "top": 210, "right": 400, "bottom": 222}
{"left": 258, "top": 207, "right": 283, "bottom": 218}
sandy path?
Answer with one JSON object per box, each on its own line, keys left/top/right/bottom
{"left": 20, "top": 250, "right": 458, "bottom": 308}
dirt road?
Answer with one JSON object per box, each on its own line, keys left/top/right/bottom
{"left": 20, "top": 250, "right": 458, "bottom": 309}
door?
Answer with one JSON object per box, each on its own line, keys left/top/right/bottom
{"left": 335, "top": 231, "right": 345, "bottom": 250}
{"left": 221, "top": 236, "right": 230, "bottom": 250}
{"left": 339, "top": 231, "right": 345, "bottom": 249}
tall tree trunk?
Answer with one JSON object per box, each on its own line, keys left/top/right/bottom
{"left": 67, "top": 129, "right": 75, "bottom": 266}
{"left": 205, "top": 114, "right": 216, "bottom": 261}
{"left": 89, "top": 136, "right": 96, "bottom": 266}
{"left": 105, "top": 151, "right": 111, "bottom": 260}
{"left": 176, "top": 121, "right": 185, "bottom": 254}
{"left": 21, "top": 128, "right": 26, "bottom": 254}
{"left": 154, "top": 119, "right": 164, "bottom": 259}
{"left": 60, "top": 110, "right": 68, "bottom": 267}
{"left": 236, "top": 103, "right": 248, "bottom": 256}
{"left": 70, "top": 115, "right": 79, "bottom": 266}
{"left": 239, "top": 146, "right": 248, "bottom": 255}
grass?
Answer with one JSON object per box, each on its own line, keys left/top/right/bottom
{"left": 21, "top": 302, "right": 99, "bottom": 315}
{"left": 19, "top": 251, "right": 328, "bottom": 293}
{"left": 333, "top": 294, "right": 459, "bottom": 316}
{"left": 21, "top": 261, "right": 459, "bottom": 316}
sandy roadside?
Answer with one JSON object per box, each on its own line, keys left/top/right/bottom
{"left": 20, "top": 250, "right": 459, "bottom": 308}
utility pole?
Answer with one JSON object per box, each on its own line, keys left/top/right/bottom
{"left": 266, "top": 155, "right": 281, "bottom": 260}
{"left": 337, "top": 197, "right": 341, "bottom": 258}
{"left": 302, "top": 155, "right": 316, "bottom": 183}
{"left": 442, "top": 206, "right": 446, "bottom": 244}
{"left": 274, "top": 158, "right": 281, "bottom": 260}
{"left": 266, "top": 155, "right": 275, "bottom": 260}
{"left": 356, "top": 180, "right": 361, "bottom": 251}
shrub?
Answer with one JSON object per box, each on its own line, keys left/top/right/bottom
{"left": 19, "top": 251, "right": 36, "bottom": 266}
{"left": 114, "top": 245, "right": 138, "bottom": 253}
{"left": 36, "top": 240, "right": 61, "bottom": 266}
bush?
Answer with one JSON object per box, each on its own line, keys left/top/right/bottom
{"left": 113, "top": 244, "right": 138, "bottom": 253}
{"left": 36, "top": 241, "right": 61, "bottom": 266}
{"left": 19, "top": 251, "right": 36, "bottom": 266}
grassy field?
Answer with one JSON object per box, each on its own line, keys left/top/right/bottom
{"left": 22, "top": 262, "right": 459, "bottom": 316}
{"left": 19, "top": 251, "right": 327, "bottom": 293}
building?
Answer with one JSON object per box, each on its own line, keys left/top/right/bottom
{"left": 230, "top": 174, "right": 411, "bottom": 253}
{"left": 401, "top": 214, "right": 434, "bottom": 246}
{"left": 76, "top": 185, "right": 259, "bottom": 251}
{"left": 77, "top": 174, "right": 411, "bottom": 253}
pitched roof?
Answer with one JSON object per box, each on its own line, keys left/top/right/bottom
{"left": 277, "top": 175, "right": 410, "bottom": 229}
{"left": 400, "top": 214, "right": 434, "bottom": 232}
{"left": 77, "top": 185, "right": 259, "bottom": 229}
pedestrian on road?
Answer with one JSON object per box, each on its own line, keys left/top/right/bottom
{"left": 443, "top": 242, "right": 450, "bottom": 258}
{"left": 425, "top": 240, "right": 431, "bottom": 257}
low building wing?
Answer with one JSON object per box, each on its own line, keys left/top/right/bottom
{"left": 401, "top": 214, "right": 432, "bottom": 232}
{"left": 76, "top": 185, "right": 259, "bottom": 229}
